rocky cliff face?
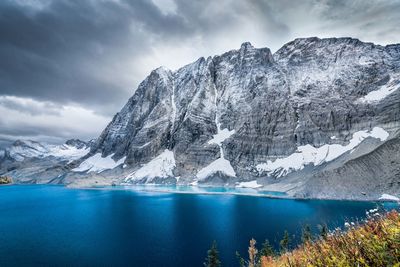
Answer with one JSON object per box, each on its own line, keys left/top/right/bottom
{"left": 2, "top": 37, "right": 400, "bottom": 200}
{"left": 83, "top": 37, "right": 400, "bottom": 184}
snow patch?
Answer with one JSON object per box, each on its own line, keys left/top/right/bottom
{"left": 73, "top": 153, "right": 125, "bottom": 173}
{"left": 48, "top": 145, "right": 89, "bottom": 162}
{"left": 190, "top": 180, "right": 199, "bottom": 186}
{"left": 197, "top": 85, "right": 237, "bottom": 180}
{"left": 208, "top": 123, "right": 235, "bottom": 146}
{"left": 359, "top": 78, "right": 399, "bottom": 103}
{"left": 196, "top": 157, "right": 236, "bottom": 180}
{"left": 256, "top": 127, "right": 389, "bottom": 177}
{"left": 137, "top": 141, "right": 151, "bottom": 148}
{"left": 236, "top": 180, "right": 262, "bottom": 188}
{"left": 125, "top": 149, "right": 175, "bottom": 182}
{"left": 379, "top": 194, "right": 399, "bottom": 201}
{"left": 9, "top": 141, "right": 48, "bottom": 161}
{"left": 369, "top": 127, "right": 389, "bottom": 141}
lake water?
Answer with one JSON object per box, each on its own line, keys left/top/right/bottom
{"left": 0, "top": 185, "right": 397, "bottom": 266}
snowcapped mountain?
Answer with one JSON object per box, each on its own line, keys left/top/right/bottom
{"left": 5, "top": 139, "right": 90, "bottom": 162}
{"left": 0, "top": 139, "right": 90, "bottom": 184}
{"left": 2, "top": 37, "right": 400, "bottom": 200}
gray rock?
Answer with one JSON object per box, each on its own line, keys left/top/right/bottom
{"left": 2, "top": 37, "right": 400, "bottom": 200}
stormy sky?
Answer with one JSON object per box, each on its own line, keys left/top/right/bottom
{"left": 0, "top": 0, "right": 399, "bottom": 147}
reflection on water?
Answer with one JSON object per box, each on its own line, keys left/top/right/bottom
{"left": 0, "top": 185, "right": 397, "bottom": 267}
{"left": 118, "top": 184, "right": 288, "bottom": 197}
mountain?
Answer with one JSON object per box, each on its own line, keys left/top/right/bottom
{"left": 0, "top": 139, "right": 90, "bottom": 184}
{"left": 1, "top": 37, "right": 400, "bottom": 200}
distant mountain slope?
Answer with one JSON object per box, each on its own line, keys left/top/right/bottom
{"left": 0, "top": 139, "right": 90, "bottom": 184}
{"left": 2, "top": 37, "right": 400, "bottom": 200}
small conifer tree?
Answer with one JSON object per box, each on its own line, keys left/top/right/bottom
{"left": 279, "top": 231, "right": 290, "bottom": 253}
{"left": 204, "top": 240, "right": 221, "bottom": 267}
{"left": 235, "top": 251, "right": 245, "bottom": 267}
{"left": 259, "top": 239, "right": 275, "bottom": 258}
{"left": 301, "top": 224, "right": 312, "bottom": 243}
{"left": 319, "top": 224, "right": 328, "bottom": 240}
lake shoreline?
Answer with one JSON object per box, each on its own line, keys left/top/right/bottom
{"left": 66, "top": 184, "right": 399, "bottom": 203}
{"left": 3, "top": 183, "right": 399, "bottom": 203}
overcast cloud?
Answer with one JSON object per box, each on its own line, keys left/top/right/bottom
{"left": 0, "top": 0, "right": 399, "bottom": 146}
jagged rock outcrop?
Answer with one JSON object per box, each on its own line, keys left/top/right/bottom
{"left": 2, "top": 37, "right": 400, "bottom": 200}
{"left": 87, "top": 37, "right": 400, "bottom": 182}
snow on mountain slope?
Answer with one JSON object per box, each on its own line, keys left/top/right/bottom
{"left": 196, "top": 89, "right": 237, "bottom": 180}
{"left": 125, "top": 149, "right": 175, "bottom": 182}
{"left": 256, "top": 127, "right": 389, "bottom": 178}
{"left": 379, "top": 194, "right": 400, "bottom": 201}
{"left": 196, "top": 157, "right": 236, "bottom": 180}
{"left": 359, "top": 76, "right": 400, "bottom": 103}
{"left": 48, "top": 144, "right": 89, "bottom": 162}
{"left": 208, "top": 124, "right": 235, "bottom": 146}
{"left": 7, "top": 140, "right": 89, "bottom": 162}
{"left": 8, "top": 140, "right": 48, "bottom": 161}
{"left": 73, "top": 153, "right": 125, "bottom": 173}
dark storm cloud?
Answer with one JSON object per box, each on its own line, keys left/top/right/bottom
{"left": 0, "top": 0, "right": 190, "bottom": 115}
{"left": 0, "top": 0, "right": 399, "bottom": 144}
{"left": 318, "top": 0, "right": 400, "bottom": 37}
{"left": 0, "top": 96, "right": 60, "bottom": 116}
{"left": 2, "top": 0, "right": 396, "bottom": 114}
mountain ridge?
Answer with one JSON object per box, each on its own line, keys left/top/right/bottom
{"left": 1, "top": 37, "right": 400, "bottom": 200}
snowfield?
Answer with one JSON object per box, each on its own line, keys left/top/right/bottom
{"left": 256, "top": 127, "right": 389, "bottom": 177}
{"left": 9, "top": 140, "right": 89, "bottom": 162}
{"left": 73, "top": 153, "right": 125, "bottom": 173}
{"left": 379, "top": 194, "right": 400, "bottom": 201}
{"left": 125, "top": 149, "right": 175, "bottom": 182}
{"left": 49, "top": 145, "right": 89, "bottom": 162}
{"left": 197, "top": 157, "right": 236, "bottom": 180}
{"left": 359, "top": 77, "right": 399, "bottom": 103}
{"left": 208, "top": 123, "right": 235, "bottom": 146}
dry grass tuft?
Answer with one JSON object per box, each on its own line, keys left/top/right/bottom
{"left": 260, "top": 210, "right": 400, "bottom": 267}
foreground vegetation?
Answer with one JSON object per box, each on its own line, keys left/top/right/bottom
{"left": 204, "top": 210, "right": 400, "bottom": 267}
{"left": 0, "top": 175, "right": 12, "bottom": 184}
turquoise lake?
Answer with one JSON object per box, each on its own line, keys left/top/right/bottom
{"left": 0, "top": 185, "right": 397, "bottom": 266}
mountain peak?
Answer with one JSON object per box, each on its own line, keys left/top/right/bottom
{"left": 12, "top": 139, "right": 41, "bottom": 147}
{"left": 155, "top": 66, "right": 170, "bottom": 72}
{"left": 240, "top": 42, "right": 254, "bottom": 50}
{"left": 65, "top": 139, "right": 88, "bottom": 149}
